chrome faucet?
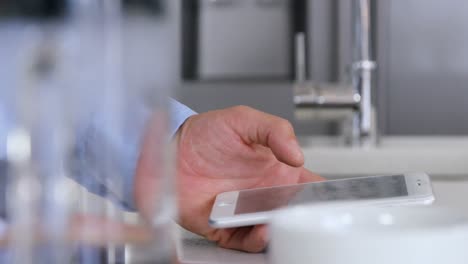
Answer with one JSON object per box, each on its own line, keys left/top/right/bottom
{"left": 352, "top": 0, "right": 376, "bottom": 144}
{"left": 294, "top": 0, "right": 376, "bottom": 146}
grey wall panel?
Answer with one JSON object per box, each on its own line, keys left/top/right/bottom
{"left": 177, "top": 82, "right": 295, "bottom": 119}
{"left": 307, "top": 0, "right": 352, "bottom": 83}
{"left": 198, "top": 0, "right": 291, "bottom": 79}
{"left": 385, "top": 0, "right": 468, "bottom": 134}
{"left": 307, "top": 0, "right": 335, "bottom": 82}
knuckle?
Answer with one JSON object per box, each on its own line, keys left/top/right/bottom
{"left": 232, "top": 105, "right": 252, "bottom": 112}
{"left": 231, "top": 105, "right": 253, "bottom": 114}
{"left": 278, "top": 119, "right": 294, "bottom": 133}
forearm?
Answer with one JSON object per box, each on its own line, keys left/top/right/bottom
{"left": 69, "top": 99, "right": 196, "bottom": 211}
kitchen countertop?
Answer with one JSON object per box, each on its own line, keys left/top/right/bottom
{"left": 177, "top": 227, "right": 266, "bottom": 264}
{"left": 92, "top": 179, "right": 468, "bottom": 263}
{"left": 300, "top": 136, "right": 468, "bottom": 178}
{"left": 174, "top": 176, "right": 468, "bottom": 264}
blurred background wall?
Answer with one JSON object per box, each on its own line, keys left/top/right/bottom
{"left": 174, "top": 0, "right": 468, "bottom": 136}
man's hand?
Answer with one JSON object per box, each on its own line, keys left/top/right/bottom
{"left": 135, "top": 106, "right": 323, "bottom": 253}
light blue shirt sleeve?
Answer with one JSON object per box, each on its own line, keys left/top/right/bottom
{"left": 168, "top": 98, "right": 197, "bottom": 138}
{"left": 69, "top": 99, "right": 196, "bottom": 211}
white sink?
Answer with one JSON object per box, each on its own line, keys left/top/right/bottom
{"left": 299, "top": 136, "right": 468, "bottom": 178}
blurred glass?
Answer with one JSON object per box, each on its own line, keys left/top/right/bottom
{"left": 0, "top": 0, "right": 177, "bottom": 263}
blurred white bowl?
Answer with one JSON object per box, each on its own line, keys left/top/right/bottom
{"left": 269, "top": 205, "right": 468, "bottom": 264}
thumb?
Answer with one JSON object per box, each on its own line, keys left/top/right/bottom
{"left": 229, "top": 106, "right": 304, "bottom": 167}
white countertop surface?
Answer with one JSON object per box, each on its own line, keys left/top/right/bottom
{"left": 174, "top": 177, "right": 468, "bottom": 264}
{"left": 300, "top": 136, "right": 468, "bottom": 177}
{"left": 177, "top": 227, "right": 266, "bottom": 264}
